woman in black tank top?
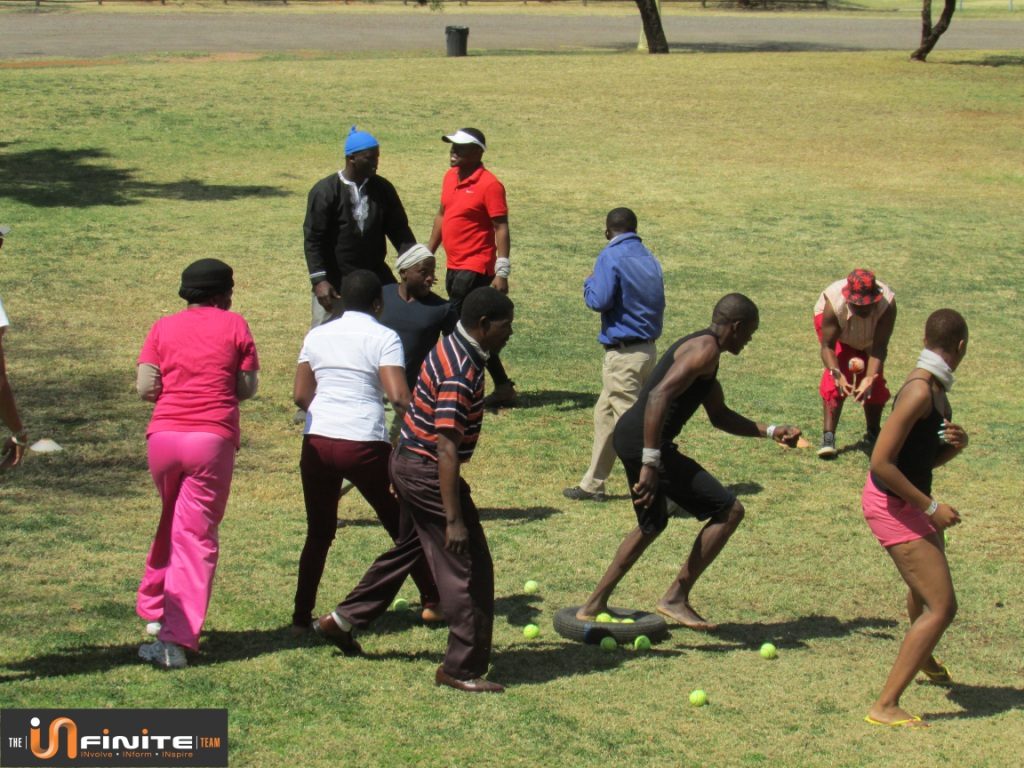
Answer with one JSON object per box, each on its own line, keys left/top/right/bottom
{"left": 862, "top": 310, "right": 969, "bottom": 728}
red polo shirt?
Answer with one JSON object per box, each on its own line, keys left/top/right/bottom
{"left": 439, "top": 165, "right": 508, "bottom": 275}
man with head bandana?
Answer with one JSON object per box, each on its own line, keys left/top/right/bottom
{"left": 303, "top": 126, "right": 416, "bottom": 327}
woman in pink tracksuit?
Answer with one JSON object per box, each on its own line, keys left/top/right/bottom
{"left": 135, "top": 259, "right": 259, "bottom": 669}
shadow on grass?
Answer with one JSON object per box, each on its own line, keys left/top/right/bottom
{"left": 479, "top": 505, "right": 560, "bottom": 523}
{"left": 491, "top": 642, "right": 686, "bottom": 686}
{"left": 0, "top": 145, "right": 289, "bottom": 208}
{"left": 923, "top": 683, "right": 1024, "bottom": 720}
{"left": 711, "top": 614, "right": 899, "bottom": 649}
{"left": 512, "top": 390, "right": 597, "bottom": 412}
{"left": 948, "top": 55, "right": 1024, "bottom": 68}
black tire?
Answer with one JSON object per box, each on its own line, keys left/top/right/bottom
{"left": 552, "top": 606, "right": 668, "bottom": 645}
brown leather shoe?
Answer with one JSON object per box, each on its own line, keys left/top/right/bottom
{"left": 435, "top": 666, "right": 504, "bottom": 693}
{"left": 313, "top": 615, "right": 363, "bottom": 657}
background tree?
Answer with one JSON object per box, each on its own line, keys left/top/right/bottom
{"left": 636, "top": 0, "right": 669, "bottom": 54}
{"left": 910, "top": 0, "right": 956, "bottom": 61}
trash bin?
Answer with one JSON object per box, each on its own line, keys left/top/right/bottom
{"left": 445, "top": 26, "right": 469, "bottom": 57}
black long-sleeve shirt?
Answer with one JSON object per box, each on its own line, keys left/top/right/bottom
{"left": 303, "top": 172, "right": 415, "bottom": 290}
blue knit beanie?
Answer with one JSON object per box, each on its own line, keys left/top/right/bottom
{"left": 344, "top": 126, "right": 379, "bottom": 156}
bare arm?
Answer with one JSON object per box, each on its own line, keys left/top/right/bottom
{"left": 379, "top": 366, "right": 411, "bottom": 420}
{"left": 855, "top": 303, "right": 897, "bottom": 402}
{"left": 632, "top": 338, "right": 718, "bottom": 508}
{"left": 236, "top": 370, "right": 259, "bottom": 401}
{"left": 491, "top": 216, "right": 510, "bottom": 293}
{"left": 292, "top": 362, "right": 317, "bottom": 411}
{"left": 437, "top": 428, "right": 469, "bottom": 555}
{"left": 703, "top": 381, "right": 802, "bottom": 444}
{"left": 869, "top": 379, "right": 960, "bottom": 529}
{"left": 819, "top": 302, "right": 852, "bottom": 397}
{"left": 427, "top": 205, "right": 445, "bottom": 254}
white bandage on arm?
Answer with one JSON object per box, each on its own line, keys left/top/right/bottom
{"left": 494, "top": 257, "right": 511, "bottom": 278}
{"left": 641, "top": 447, "right": 662, "bottom": 468}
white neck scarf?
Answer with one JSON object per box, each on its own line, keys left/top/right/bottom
{"left": 916, "top": 348, "right": 954, "bottom": 391}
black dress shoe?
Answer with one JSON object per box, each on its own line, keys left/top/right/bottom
{"left": 435, "top": 666, "right": 504, "bottom": 693}
{"left": 313, "top": 615, "right": 363, "bottom": 657}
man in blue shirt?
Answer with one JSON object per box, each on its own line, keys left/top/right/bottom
{"left": 564, "top": 208, "right": 665, "bottom": 502}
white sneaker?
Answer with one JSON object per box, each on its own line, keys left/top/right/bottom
{"left": 145, "top": 621, "right": 162, "bottom": 637}
{"left": 139, "top": 640, "right": 187, "bottom": 669}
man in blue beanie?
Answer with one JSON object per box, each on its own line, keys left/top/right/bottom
{"left": 303, "top": 126, "right": 416, "bottom": 326}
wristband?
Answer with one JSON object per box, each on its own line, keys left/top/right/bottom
{"left": 494, "top": 257, "right": 511, "bottom": 278}
{"left": 766, "top": 424, "right": 778, "bottom": 440}
{"left": 924, "top": 499, "right": 938, "bottom": 517}
{"left": 641, "top": 448, "right": 662, "bottom": 468}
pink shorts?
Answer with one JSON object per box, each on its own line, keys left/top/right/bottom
{"left": 861, "top": 473, "right": 936, "bottom": 548}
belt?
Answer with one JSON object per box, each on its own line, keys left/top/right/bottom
{"left": 603, "top": 338, "right": 652, "bottom": 351}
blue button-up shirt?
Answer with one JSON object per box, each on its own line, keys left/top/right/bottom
{"left": 583, "top": 232, "right": 665, "bottom": 346}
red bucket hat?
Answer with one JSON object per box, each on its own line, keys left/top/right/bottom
{"left": 842, "top": 269, "right": 882, "bottom": 306}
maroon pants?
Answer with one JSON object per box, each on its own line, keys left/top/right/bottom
{"left": 292, "top": 435, "right": 438, "bottom": 627}
{"left": 337, "top": 449, "right": 494, "bottom": 680}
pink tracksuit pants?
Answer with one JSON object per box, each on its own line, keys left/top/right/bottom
{"left": 136, "top": 431, "right": 235, "bottom": 651}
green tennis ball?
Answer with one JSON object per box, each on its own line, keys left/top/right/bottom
{"left": 523, "top": 623, "right": 540, "bottom": 639}
{"left": 600, "top": 636, "right": 617, "bottom": 651}
{"left": 759, "top": 642, "right": 778, "bottom": 659}
{"left": 596, "top": 612, "right": 613, "bottom": 623}
{"left": 633, "top": 635, "right": 651, "bottom": 651}
{"left": 621, "top": 618, "right": 635, "bottom": 624}
{"left": 523, "top": 580, "right": 539, "bottom": 594}
{"left": 391, "top": 598, "right": 409, "bottom": 612}
{"left": 689, "top": 689, "right": 708, "bottom": 707}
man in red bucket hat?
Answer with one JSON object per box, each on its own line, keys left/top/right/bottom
{"left": 813, "top": 269, "right": 897, "bottom": 458}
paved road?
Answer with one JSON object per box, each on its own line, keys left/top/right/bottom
{"left": 1, "top": 8, "right": 1021, "bottom": 59}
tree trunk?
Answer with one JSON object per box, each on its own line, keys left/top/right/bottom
{"left": 911, "top": 0, "right": 956, "bottom": 61}
{"left": 635, "top": 0, "right": 669, "bottom": 54}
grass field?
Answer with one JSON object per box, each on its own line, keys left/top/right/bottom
{"left": 1, "top": 35, "right": 1023, "bottom": 768}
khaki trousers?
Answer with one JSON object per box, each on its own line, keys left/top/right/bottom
{"left": 578, "top": 342, "right": 656, "bottom": 494}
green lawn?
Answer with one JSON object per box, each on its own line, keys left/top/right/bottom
{"left": 1, "top": 43, "right": 1022, "bottom": 767}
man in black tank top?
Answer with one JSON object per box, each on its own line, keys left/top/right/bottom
{"left": 576, "top": 294, "right": 802, "bottom": 630}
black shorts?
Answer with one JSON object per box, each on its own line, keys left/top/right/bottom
{"left": 622, "top": 446, "right": 737, "bottom": 535}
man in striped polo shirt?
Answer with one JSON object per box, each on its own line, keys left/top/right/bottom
{"left": 314, "top": 287, "right": 514, "bottom": 694}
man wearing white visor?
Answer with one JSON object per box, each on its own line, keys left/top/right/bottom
{"left": 427, "top": 128, "right": 516, "bottom": 408}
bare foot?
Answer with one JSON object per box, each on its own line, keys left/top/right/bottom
{"left": 865, "top": 704, "right": 929, "bottom": 727}
{"left": 655, "top": 599, "right": 718, "bottom": 631}
{"left": 575, "top": 602, "right": 605, "bottom": 621}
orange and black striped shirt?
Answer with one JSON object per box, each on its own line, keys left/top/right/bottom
{"left": 398, "top": 326, "right": 486, "bottom": 463}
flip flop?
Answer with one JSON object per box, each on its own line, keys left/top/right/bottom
{"left": 864, "top": 715, "right": 927, "bottom": 728}
{"left": 920, "top": 661, "right": 953, "bottom": 685}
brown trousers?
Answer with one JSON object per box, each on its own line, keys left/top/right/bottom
{"left": 336, "top": 449, "right": 494, "bottom": 680}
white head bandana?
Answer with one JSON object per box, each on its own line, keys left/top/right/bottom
{"left": 395, "top": 244, "right": 434, "bottom": 273}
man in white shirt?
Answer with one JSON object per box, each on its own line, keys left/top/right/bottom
{"left": 290, "top": 270, "right": 438, "bottom": 632}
